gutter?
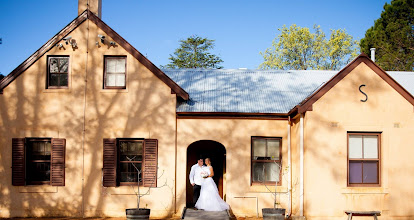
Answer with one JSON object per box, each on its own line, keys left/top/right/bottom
{"left": 287, "top": 116, "right": 292, "bottom": 217}
{"left": 299, "top": 114, "right": 304, "bottom": 216}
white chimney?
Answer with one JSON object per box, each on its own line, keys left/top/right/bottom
{"left": 370, "top": 48, "right": 376, "bottom": 62}
{"left": 78, "top": 0, "right": 102, "bottom": 18}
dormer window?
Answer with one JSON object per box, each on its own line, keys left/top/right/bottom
{"left": 104, "top": 56, "right": 126, "bottom": 89}
{"left": 47, "top": 56, "right": 69, "bottom": 88}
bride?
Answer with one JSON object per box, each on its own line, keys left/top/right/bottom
{"left": 195, "top": 158, "right": 229, "bottom": 211}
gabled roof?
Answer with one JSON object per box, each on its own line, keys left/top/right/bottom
{"left": 0, "top": 10, "right": 189, "bottom": 100}
{"left": 164, "top": 69, "right": 337, "bottom": 115}
{"left": 165, "top": 55, "right": 414, "bottom": 116}
{"left": 296, "top": 54, "right": 414, "bottom": 114}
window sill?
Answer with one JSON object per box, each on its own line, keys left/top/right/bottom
{"left": 19, "top": 185, "right": 58, "bottom": 193}
{"left": 43, "top": 88, "right": 72, "bottom": 93}
{"left": 341, "top": 187, "right": 389, "bottom": 194}
{"left": 100, "top": 88, "right": 129, "bottom": 93}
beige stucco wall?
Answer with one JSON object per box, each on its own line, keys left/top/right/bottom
{"left": 176, "top": 118, "right": 290, "bottom": 217}
{"left": 303, "top": 63, "right": 414, "bottom": 220}
{"left": 0, "top": 19, "right": 178, "bottom": 218}
{"left": 289, "top": 116, "right": 302, "bottom": 217}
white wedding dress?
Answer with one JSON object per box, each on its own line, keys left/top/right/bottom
{"left": 195, "top": 166, "right": 229, "bottom": 211}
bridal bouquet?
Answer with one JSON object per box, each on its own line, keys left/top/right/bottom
{"left": 200, "top": 171, "right": 208, "bottom": 178}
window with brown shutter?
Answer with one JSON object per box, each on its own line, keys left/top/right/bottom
{"left": 26, "top": 138, "right": 52, "bottom": 185}
{"left": 118, "top": 139, "right": 143, "bottom": 186}
{"left": 102, "top": 138, "right": 158, "bottom": 187}
{"left": 51, "top": 139, "right": 66, "bottom": 186}
{"left": 11, "top": 137, "right": 66, "bottom": 186}
{"left": 103, "top": 139, "right": 117, "bottom": 187}
{"left": 143, "top": 139, "right": 158, "bottom": 187}
{"left": 12, "top": 138, "right": 25, "bottom": 186}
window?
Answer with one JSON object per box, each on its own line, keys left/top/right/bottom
{"left": 347, "top": 133, "right": 380, "bottom": 186}
{"left": 251, "top": 137, "right": 282, "bottom": 185}
{"left": 26, "top": 139, "right": 51, "bottom": 184}
{"left": 103, "top": 138, "right": 158, "bottom": 187}
{"left": 118, "top": 139, "right": 143, "bottom": 185}
{"left": 47, "top": 56, "right": 69, "bottom": 88}
{"left": 104, "top": 56, "right": 126, "bottom": 89}
{"left": 12, "top": 138, "right": 66, "bottom": 186}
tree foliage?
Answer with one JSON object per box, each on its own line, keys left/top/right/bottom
{"left": 260, "top": 24, "right": 358, "bottom": 70}
{"left": 360, "top": 0, "right": 414, "bottom": 71}
{"left": 163, "top": 35, "right": 223, "bottom": 69}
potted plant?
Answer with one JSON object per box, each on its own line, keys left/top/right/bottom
{"left": 261, "top": 157, "right": 288, "bottom": 220}
{"left": 125, "top": 156, "right": 166, "bottom": 220}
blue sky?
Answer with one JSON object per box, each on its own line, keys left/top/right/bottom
{"left": 0, "top": 0, "right": 390, "bottom": 75}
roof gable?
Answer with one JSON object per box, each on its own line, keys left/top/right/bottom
{"left": 0, "top": 11, "right": 88, "bottom": 94}
{"left": 0, "top": 10, "right": 188, "bottom": 100}
{"left": 296, "top": 54, "right": 414, "bottom": 114}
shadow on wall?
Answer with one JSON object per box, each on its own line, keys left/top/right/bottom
{"left": 0, "top": 25, "right": 178, "bottom": 218}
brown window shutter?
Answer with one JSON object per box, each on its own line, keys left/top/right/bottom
{"left": 143, "top": 139, "right": 158, "bottom": 187}
{"left": 12, "top": 138, "right": 25, "bottom": 186}
{"left": 51, "top": 138, "right": 66, "bottom": 186}
{"left": 103, "top": 138, "right": 117, "bottom": 187}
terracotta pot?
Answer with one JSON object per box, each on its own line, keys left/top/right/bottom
{"left": 262, "top": 208, "right": 286, "bottom": 220}
{"left": 126, "top": 208, "right": 150, "bottom": 220}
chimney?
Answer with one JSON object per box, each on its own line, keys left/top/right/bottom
{"left": 78, "top": 0, "right": 102, "bottom": 18}
{"left": 370, "top": 48, "right": 376, "bottom": 62}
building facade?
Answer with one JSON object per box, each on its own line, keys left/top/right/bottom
{"left": 1, "top": 1, "right": 414, "bottom": 219}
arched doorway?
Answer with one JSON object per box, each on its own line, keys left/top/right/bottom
{"left": 186, "top": 140, "right": 226, "bottom": 207}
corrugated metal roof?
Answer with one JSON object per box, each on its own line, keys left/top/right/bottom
{"left": 388, "top": 71, "right": 414, "bottom": 95}
{"left": 163, "top": 69, "right": 414, "bottom": 114}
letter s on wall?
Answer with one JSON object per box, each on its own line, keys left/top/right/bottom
{"left": 359, "top": 84, "right": 368, "bottom": 102}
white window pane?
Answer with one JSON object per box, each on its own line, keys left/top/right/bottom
{"left": 265, "top": 162, "right": 280, "bottom": 182}
{"left": 363, "top": 136, "right": 378, "bottom": 159}
{"left": 349, "top": 135, "right": 362, "bottom": 159}
{"left": 253, "top": 139, "right": 266, "bottom": 159}
{"left": 252, "top": 162, "right": 265, "bottom": 182}
{"left": 106, "top": 59, "right": 117, "bottom": 73}
{"left": 267, "top": 140, "right": 280, "bottom": 160}
{"left": 49, "top": 58, "right": 58, "bottom": 73}
{"left": 106, "top": 74, "right": 116, "bottom": 86}
{"left": 115, "top": 73, "right": 125, "bottom": 86}
{"left": 115, "top": 58, "right": 126, "bottom": 73}
{"left": 59, "top": 58, "right": 69, "bottom": 73}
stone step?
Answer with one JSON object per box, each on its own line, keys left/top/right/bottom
{"left": 182, "top": 207, "right": 234, "bottom": 220}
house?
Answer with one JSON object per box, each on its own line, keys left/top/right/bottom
{"left": 1, "top": 1, "right": 414, "bottom": 219}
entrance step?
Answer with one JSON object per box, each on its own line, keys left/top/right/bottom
{"left": 182, "top": 207, "right": 235, "bottom": 220}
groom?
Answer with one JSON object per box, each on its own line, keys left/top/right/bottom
{"left": 189, "top": 156, "right": 206, "bottom": 208}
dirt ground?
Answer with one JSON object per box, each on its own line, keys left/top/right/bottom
{"left": 4, "top": 217, "right": 263, "bottom": 220}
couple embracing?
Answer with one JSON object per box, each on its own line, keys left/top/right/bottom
{"left": 189, "top": 157, "right": 229, "bottom": 211}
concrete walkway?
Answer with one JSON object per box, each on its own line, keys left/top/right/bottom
{"left": 182, "top": 208, "right": 233, "bottom": 220}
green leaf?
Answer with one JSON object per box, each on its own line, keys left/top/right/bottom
{"left": 260, "top": 24, "right": 358, "bottom": 70}
{"left": 163, "top": 35, "right": 223, "bottom": 69}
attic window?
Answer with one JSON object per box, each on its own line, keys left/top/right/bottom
{"left": 47, "top": 56, "right": 69, "bottom": 88}
{"left": 104, "top": 56, "right": 126, "bottom": 89}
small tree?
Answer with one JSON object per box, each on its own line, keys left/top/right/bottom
{"left": 163, "top": 35, "right": 223, "bottom": 69}
{"left": 126, "top": 156, "right": 166, "bottom": 209}
{"left": 261, "top": 157, "right": 290, "bottom": 209}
